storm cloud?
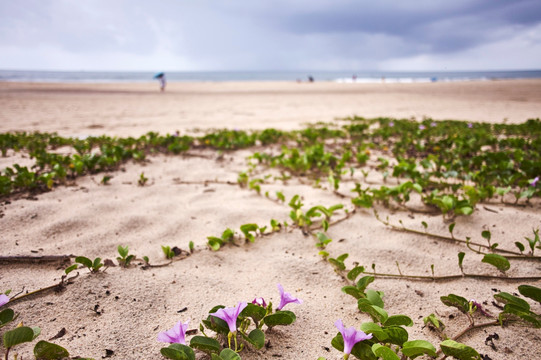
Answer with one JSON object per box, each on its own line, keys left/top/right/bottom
{"left": 0, "top": 0, "right": 540, "bottom": 71}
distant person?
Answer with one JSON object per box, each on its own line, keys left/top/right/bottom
{"left": 154, "top": 72, "right": 166, "bottom": 91}
{"left": 308, "top": 75, "right": 314, "bottom": 82}
{"left": 160, "top": 74, "right": 166, "bottom": 91}
{"left": 352, "top": 74, "right": 357, "bottom": 82}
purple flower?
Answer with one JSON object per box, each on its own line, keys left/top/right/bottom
{"left": 530, "top": 176, "right": 539, "bottom": 187}
{"left": 419, "top": 125, "right": 426, "bottom": 130}
{"left": 252, "top": 297, "right": 267, "bottom": 308}
{"left": 335, "top": 320, "right": 373, "bottom": 358}
{"left": 431, "top": 122, "right": 437, "bottom": 127}
{"left": 470, "top": 299, "right": 492, "bottom": 317}
{"left": 467, "top": 123, "right": 473, "bottom": 128}
{"left": 212, "top": 302, "right": 247, "bottom": 333}
{"left": 0, "top": 294, "right": 9, "bottom": 307}
{"left": 388, "top": 122, "right": 394, "bottom": 127}
{"left": 157, "top": 320, "right": 189, "bottom": 344}
{"left": 276, "top": 284, "right": 302, "bottom": 311}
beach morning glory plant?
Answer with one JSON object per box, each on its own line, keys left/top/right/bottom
{"left": 212, "top": 301, "right": 247, "bottom": 350}
{"left": 334, "top": 319, "right": 373, "bottom": 359}
{"left": 276, "top": 283, "right": 302, "bottom": 311}
{"left": 157, "top": 320, "right": 189, "bottom": 345}
{"left": 252, "top": 297, "right": 267, "bottom": 307}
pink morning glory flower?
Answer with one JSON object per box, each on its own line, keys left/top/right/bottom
{"left": 431, "top": 122, "right": 437, "bottom": 127}
{"left": 388, "top": 121, "right": 394, "bottom": 127}
{"left": 276, "top": 284, "right": 302, "bottom": 311}
{"left": 419, "top": 125, "right": 426, "bottom": 130}
{"left": 157, "top": 320, "right": 189, "bottom": 344}
{"left": 252, "top": 297, "right": 267, "bottom": 307}
{"left": 212, "top": 302, "right": 247, "bottom": 333}
{"left": 335, "top": 320, "right": 373, "bottom": 358}
{"left": 0, "top": 294, "right": 9, "bottom": 307}
{"left": 468, "top": 123, "right": 473, "bottom": 128}
{"left": 470, "top": 299, "right": 492, "bottom": 317}
{"left": 531, "top": 176, "right": 539, "bottom": 187}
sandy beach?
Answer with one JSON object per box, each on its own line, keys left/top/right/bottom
{"left": 1, "top": 79, "right": 541, "bottom": 360}
{"left": 2, "top": 79, "right": 541, "bottom": 137}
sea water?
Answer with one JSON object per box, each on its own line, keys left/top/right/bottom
{"left": 0, "top": 69, "right": 540, "bottom": 83}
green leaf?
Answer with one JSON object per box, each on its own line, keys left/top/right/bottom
{"left": 210, "top": 354, "right": 224, "bottom": 360}
{"left": 240, "top": 223, "right": 258, "bottom": 233}
{"left": 441, "top": 294, "right": 470, "bottom": 313}
{"left": 456, "top": 206, "right": 473, "bottom": 215}
{"left": 64, "top": 264, "right": 78, "bottom": 275}
{"left": 240, "top": 303, "right": 267, "bottom": 324}
{"left": 240, "top": 223, "right": 258, "bottom": 242}
{"left": 92, "top": 257, "right": 103, "bottom": 271}
{"left": 423, "top": 313, "right": 445, "bottom": 330}
{"left": 222, "top": 228, "right": 235, "bottom": 241}
{"left": 372, "top": 344, "right": 400, "bottom": 360}
{"left": 440, "top": 339, "right": 481, "bottom": 360}
{"left": 382, "top": 326, "right": 408, "bottom": 347}
{"left": 402, "top": 340, "right": 437, "bottom": 359}
{"left": 318, "top": 250, "right": 329, "bottom": 258}
{"left": 458, "top": 252, "right": 465, "bottom": 270}
{"left": 263, "top": 310, "right": 296, "bottom": 327}
{"left": 161, "top": 344, "right": 195, "bottom": 360}
{"left": 33, "top": 340, "right": 70, "bottom": 360}
{"left": 117, "top": 245, "right": 129, "bottom": 258}
{"left": 356, "top": 276, "right": 375, "bottom": 293}
{"left": 207, "top": 237, "right": 223, "bottom": 251}
{"left": 500, "top": 304, "right": 541, "bottom": 327}
{"left": 219, "top": 348, "right": 241, "bottom": 360}
{"left": 0, "top": 309, "right": 16, "bottom": 328}
{"left": 328, "top": 258, "right": 346, "bottom": 271}
{"left": 342, "top": 286, "right": 364, "bottom": 299}
{"left": 347, "top": 265, "right": 365, "bottom": 281}
{"left": 482, "top": 253, "right": 510, "bottom": 272}
{"left": 518, "top": 285, "right": 541, "bottom": 304}
{"left": 366, "top": 289, "right": 384, "bottom": 308}
{"left": 243, "top": 328, "right": 265, "bottom": 349}
{"left": 160, "top": 347, "right": 190, "bottom": 360}
{"left": 316, "top": 232, "right": 332, "bottom": 247}
{"left": 75, "top": 256, "right": 92, "bottom": 268}
{"left": 515, "top": 241, "right": 525, "bottom": 252}
{"left": 481, "top": 230, "right": 491, "bottom": 242}
{"left": 359, "top": 322, "right": 388, "bottom": 341}
{"left": 189, "top": 336, "right": 221, "bottom": 355}
{"left": 494, "top": 292, "right": 530, "bottom": 311}
{"left": 3, "top": 326, "right": 39, "bottom": 348}
{"left": 358, "top": 299, "right": 388, "bottom": 324}
{"left": 384, "top": 315, "right": 413, "bottom": 327}
{"left": 336, "top": 253, "right": 349, "bottom": 262}
{"left": 448, "top": 223, "right": 456, "bottom": 235}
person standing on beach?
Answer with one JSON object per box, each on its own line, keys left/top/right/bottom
{"left": 160, "top": 74, "right": 166, "bottom": 92}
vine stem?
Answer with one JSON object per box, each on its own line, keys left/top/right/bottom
{"left": 436, "top": 320, "right": 500, "bottom": 358}
{"left": 9, "top": 273, "right": 79, "bottom": 304}
{"left": 368, "top": 270, "right": 541, "bottom": 282}
{"left": 375, "top": 210, "right": 541, "bottom": 259}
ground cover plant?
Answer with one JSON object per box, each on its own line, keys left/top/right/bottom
{"left": 1, "top": 117, "right": 540, "bottom": 359}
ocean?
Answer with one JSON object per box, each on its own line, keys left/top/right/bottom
{"left": 1, "top": 69, "right": 540, "bottom": 84}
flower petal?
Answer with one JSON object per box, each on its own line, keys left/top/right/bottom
{"left": 0, "top": 294, "right": 9, "bottom": 307}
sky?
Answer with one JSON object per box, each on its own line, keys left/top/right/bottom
{"left": 1, "top": 0, "right": 541, "bottom": 72}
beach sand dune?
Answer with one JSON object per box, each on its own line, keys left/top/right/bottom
{"left": 1, "top": 80, "right": 540, "bottom": 359}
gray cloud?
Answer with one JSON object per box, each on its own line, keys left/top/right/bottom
{"left": 0, "top": 0, "right": 540, "bottom": 71}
